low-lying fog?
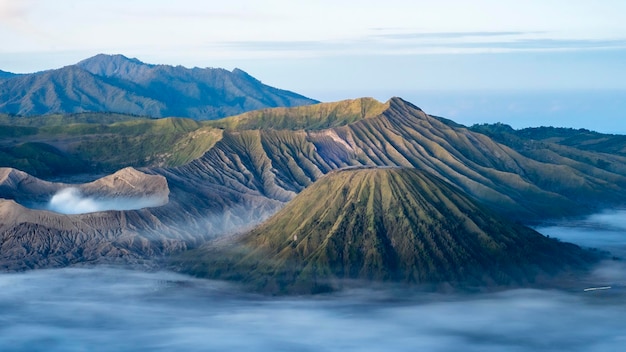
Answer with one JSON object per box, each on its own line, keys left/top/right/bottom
{"left": 536, "top": 208, "right": 626, "bottom": 258}
{"left": 0, "top": 210, "right": 624, "bottom": 351}
{"left": 45, "top": 187, "right": 164, "bottom": 214}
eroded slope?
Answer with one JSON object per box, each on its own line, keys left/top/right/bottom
{"left": 174, "top": 168, "right": 597, "bottom": 294}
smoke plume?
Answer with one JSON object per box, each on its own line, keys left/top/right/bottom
{"left": 47, "top": 187, "right": 164, "bottom": 214}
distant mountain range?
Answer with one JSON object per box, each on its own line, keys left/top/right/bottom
{"left": 0, "top": 54, "right": 317, "bottom": 119}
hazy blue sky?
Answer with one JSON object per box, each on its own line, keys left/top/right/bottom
{"left": 1, "top": 0, "right": 625, "bottom": 132}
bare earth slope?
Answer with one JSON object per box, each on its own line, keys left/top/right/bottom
{"left": 0, "top": 167, "right": 182, "bottom": 270}
{"left": 162, "top": 97, "right": 626, "bottom": 221}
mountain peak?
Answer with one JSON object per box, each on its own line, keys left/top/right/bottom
{"left": 0, "top": 54, "right": 317, "bottom": 119}
{"left": 78, "top": 53, "right": 146, "bottom": 66}
{"left": 387, "top": 96, "right": 424, "bottom": 112}
{"left": 232, "top": 67, "right": 252, "bottom": 76}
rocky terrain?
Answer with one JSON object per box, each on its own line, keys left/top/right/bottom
{"left": 0, "top": 167, "right": 179, "bottom": 270}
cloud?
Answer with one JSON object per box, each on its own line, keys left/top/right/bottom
{"left": 448, "top": 38, "right": 626, "bottom": 50}
{"left": 536, "top": 209, "right": 626, "bottom": 258}
{"left": 47, "top": 187, "right": 165, "bottom": 214}
{"left": 111, "top": 6, "right": 275, "bottom": 23}
{"left": 372, "top": 31, "right": 532, "bottom": 40}
{"left": 587, "top": 209, "right": 626, "bottom": 231}
{"left": 212, "top": 31, "right": 626, "bottom": 59}
{"left": 367, "top": 30, "right": 626, "bottom": 53}
{"left": 0, "top": 266, "right": 625, "bottom": 351}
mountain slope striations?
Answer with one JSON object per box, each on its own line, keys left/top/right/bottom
{"left": 175, "top": 168, "right": 597, "bottom": 294}
{"left": 2, "top": 97, "right": 626, "bottom": 271}
{"left": 164, "top": 97, "right": 626, "bottom": 221}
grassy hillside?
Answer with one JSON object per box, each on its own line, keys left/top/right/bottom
{"left": 472, "top": 123, "right": 626, "bottom": 157}
{"left": 174, "top": 168, "right": 597, "bottom": 294}
{"left": 0, "top": 114, "right": 222, "bottom": 177}
{"left": 0, "top": 142, "right": 90, "bottom": 178}
{"left": 158, "top": 97, "right": 626, "bottom": 223}
{"left": 208, "top": 97, "right": 388, "bottom": 130}
{"left": 0, "top": 112, "right": 145, "bottom": 127}
{"left": 3, "top": 97, "right": 626, "bottom": 220}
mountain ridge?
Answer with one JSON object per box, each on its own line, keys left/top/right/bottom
{"left": 3, "top": 96, "right": 625, "bottom": 220}
{"left": 1, "top": 96, "right": 626, "bottom": 271}
{"left": 0, "top": 70, "right": 16, "bottom": 81}
{"left": 0, "top": 54, "right": 318, "bottom": 119}
{"left": 209, "top": 97, "right": 389, "bottom": 131}
{"left": 471, "top": 123, "right": 626, "bottom": 157}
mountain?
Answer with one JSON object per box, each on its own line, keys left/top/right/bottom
{"left": 173, "top": 167, "right": 598, "bottom": 294}
{"left": 0, "top": 70, "right": 16, "bottom": 81}
{"left": 0, "top": 164, "right": 281, "bottom": 271}
{"left": 0, "top": 54, "right": 318, "bottom": 119}
{"left": 0, "top": 66, "right": 164, "bottom": 117}
{"left": 0, "top": 167, "right": 181, "bottom": 270}
{"left": 171, "top": 97, "right": 626, "bottom": 221}
{"left": 472, "top": 123, "right": 626, "bottom": 157}
{"left": 3, "top": 97, "right": 626, "bottom": 219}
{"left": 1, "top": 97, "right": 626, "bottom": 271}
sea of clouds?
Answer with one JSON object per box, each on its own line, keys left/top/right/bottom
{"left": 536, "top": 208, "right": 626, "bottom": 258}
{"left": 0, "top": 209, "right": 623, "bottom": 351}
{"left": 0, "top": 266, "right": 624, "bottom": 352}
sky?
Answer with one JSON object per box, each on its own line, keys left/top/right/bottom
{"left": 0, "top": 0, "right": 625, "bottom": 132}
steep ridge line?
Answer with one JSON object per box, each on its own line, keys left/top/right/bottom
{"left": 162, "top": 97, "right": 626, "bottom": 221}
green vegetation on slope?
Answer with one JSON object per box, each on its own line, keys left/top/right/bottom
{"left": 0, "top": 142, "right": 90, "bottom": 177}
{"left": 3, "top": 97, "right": 626, "bottom": 222}
{"left": 0, "top": 112, "right": 144, "bottom": 127}
{"left": 174, "top": 168, "right": 597, "bottom": 294}
{"left": 163, "top": 97, "right": 626, "bottom": 224}
{"left": 470, "top": 123, "right": 626, "bottom": 200}
{"left": 471, "top": 123, "right": 626, "bottom": 157}
{"left": 208, "top": 97, "right": 388, "bottom": 131}
{"left": 0, "top": 114, "right": 222, "bottom": 176}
